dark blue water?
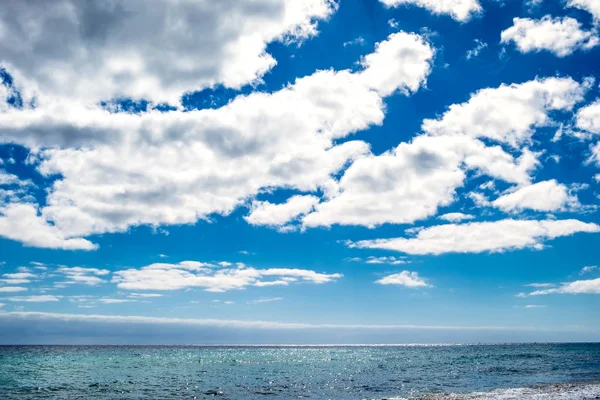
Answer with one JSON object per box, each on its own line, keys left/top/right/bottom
{"left": 1, "top": 344, "right": 599, "bottom": 399}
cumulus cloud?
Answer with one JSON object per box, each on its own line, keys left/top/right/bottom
{"left": 0, "top": 0, "right": 336, "bottom": 105}
{"left": 112, "top": 261, "right": 342, "bottom": 292}
{"left": 301, "top": 77, "right": 589, "bottom": 229}
{"left": 438, "top": 212, "right": 474, "bottom": 222}
{"left": 568, "top": 0, "right": 600, "bottom": 20}
{"left": 576, "top": 100, "right": 600, "bottom": 135}
{"left": 380, "top": 0, "right": 482, "bottom": 22}
{"left": 491, "top": 180, "right": 578, "bottom": 212}
{"left": 529, "top": 277, "right": 600, "bottom": 295}
{"left": 0, "top": 31, "right": 434, "bottom": 248}
{"left": 376, "top": 270, "right": 431, "bottom": 287}
{"left": 57, "top": 267, "right": 110, "bottom": 286}
{"left": 0, "top": 203, "right": 97, "bottom": 250}
{"left": 245, "top": 195, "right": 319, "bottom": 228}
{"left": 348, "top": 219, "right": 600, "bottom": 255}
{"left": 501, "top": 16, "right": 599, "bottom": 57}
{"left": 421, "top": 77, "right": 588, "bottom": 148}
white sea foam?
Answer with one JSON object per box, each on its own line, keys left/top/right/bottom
{"left": 390, "top": 383, "right": 600, "bottom": 399}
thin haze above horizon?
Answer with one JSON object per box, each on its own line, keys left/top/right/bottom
{"left": 0, "top": 0, "right": 600, "bottom": 344}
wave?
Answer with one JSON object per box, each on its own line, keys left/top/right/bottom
{"left": 391, "top": 383, "right": 600, "bottom": 399}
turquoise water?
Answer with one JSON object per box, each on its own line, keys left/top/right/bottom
{"left": 1, "top": 344, "right": 599, "bottom": 399}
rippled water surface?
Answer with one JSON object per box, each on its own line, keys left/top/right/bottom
{"left": 1, "top": 344, "right": 599, "bottom": 399}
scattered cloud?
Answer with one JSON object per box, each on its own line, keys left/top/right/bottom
{"left": 380, "top": 0, "right": 482, "bottom": 22}
{"left": 501, "top": 16, "right": 599, "bottom": 57}
{"left": 56, "top": 267, "right": 110, "bottom": 286}
{"left": 465, "top": 39, "right": 488, "bottom": 59}
{"left": 112, "top": 261, "right": 342, "bottom": 292}
{"left": 128, "top": 293, "right": 163, "bottom": 298}
{"left": 438, "top": 212, "right": 474, "bottom": 222}
{"left": 249, "top": 297, "right": 284, "bottom": 304}
{"left": 0, "top": 204, "right": 97, "bottom": 250}
{"left": 245, "top": 195, "right": 320, "bottom": 229}
{"left": 576, "top": 100, "right": 600, "bottom": 135}
{"left": 5, "top": 295, "right": 62, "bottom": 302}
{"left": 568, "top": 0, "right": 600, "bottom": 20}
{"left": 0, "top": 287, "right": 28, "bottom": 293}
{"left": 525, "top": 283, "right": 555, "bottom": 288}
{"left": 375, "top": 271, "right": 431, "bottom": 287}
{"left": 349, "top": 219, "right": 600, "bottom": 255}
{"left": 491, "top": 180, "right": 579, "bottom": 213}
{"left": 529, "top": 277, "right": 600, "bottom": 295}
{"left": 98, "top": 298, "right": 137, "bottom": 304}
{"left": 580, "top": 265, "right": 598, "bottom": 275}
{"left": 524, "top": 305, "right": 546, "bottom": 308}
{"left": 2, "top": 272, "right": 35, "bottom": 280}
{"left": 0, "top": 31, "right": 433, "bottom": 248}
{"left": 343, "top": 37, "right": 366, "bottom": 47}
{"left": 303, "top": 77, "right": 587, "bottom": 229}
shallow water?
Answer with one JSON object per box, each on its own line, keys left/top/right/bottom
{"left": 0, "top": 343, "right": 599, "bottom": 399}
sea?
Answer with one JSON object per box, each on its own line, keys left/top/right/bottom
{"left": 0, "top": 343, "right": 599, "bottom": 399}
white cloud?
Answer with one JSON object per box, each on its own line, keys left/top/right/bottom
{"left": 422, "top": 77, "right": 588, "bottom": 148}
{"left": 0, "top": 170, "right": 28, "bottom": 186}
{"left": 0, "top": 286, "right": 28, "bottom": 293}
{"left": 525, "top": 283, "right": 555, "bottom": 288}
{"left": 57, "top": 266, "right": 110, "bottom": 286}
{"left": 465, "top": 39, "right": 488, "bottom": 59}
{"left": 375, "top": 271, "right": 431, "bottom": 287}
{"left": 4, "top": 310, "right": 556, "bottom": 331}
{"left": 302, "top": 134, "right": 539, "bottom": 228}
{"left": 501, "top": 16, "right": 599, "bottom": 57}
{"left": 0, "top": 203, "right": 97, "bottom": 250}
{"left": 2, "top": 272, "right": 35, "bottom": 279}
{"left": 5, "top": 295, "right": 62, "bottom": 302}
{"left": 343, "top": 37, "right": 366, "bottom": 47}
{"left": 0, "top": 31, "right": 434, "bottom": 248}
{"left": 0, "top": 279, "right": 31, "bottom": 285}
{"left": 380, "top": 0, "right": 482, "bottom": 22}
{"left": 112, "top": 261, "right": 342, "bottom": 292}
{"left": 250, "top": 297, "right": 284, "bottom": 304}
{"left": 576, "top": 100, "right": 600, "bottom": 135}
{"left": 529, "top": 277, "right": 600, "bottom": 295}
{"left": 524, "top": 305, "right": 546, "bottom": 308}
{"left": 359, "top": 32, "right": 434, "bottom": 97}
{"left": 128, "top": 293, "right": 163, "bottom": 298}
{"left": 491, "top": 180, "right": 578, "bottom": 212}
{"left": 98, "top": 298, "right": 137, "bottom": 304}
{"left": 569, "top": 0, "right": 600, "bottom": 20}
{"left": 580, "top": 265, "right": 598, "bottom": 275}
{"left": 302, "top": 77, "right": 589, "bottom": 229}
{"left": 349, "top": 219, "right": 600, "bottom": 255}
{"left": 589, "top": 142, "right": 600, "bottom": 167}
{"left": 438, "top": 212, "right": 474, "bottom": 222}
{"left": 365, "top": 256, "right": 408, "bottom": 265}
{"left": 0, "top": 0, "right": 336, "bottom": 105}
{"left": 245, "top": 195, "right": 319, "bottom": 227}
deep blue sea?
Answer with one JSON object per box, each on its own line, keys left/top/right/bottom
{"left": 1, "top": 344, "right": 599, "bottom": 399}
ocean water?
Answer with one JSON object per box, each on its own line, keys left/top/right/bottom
{"left": 0, "top": 344, "right": 599, "bottom": 399}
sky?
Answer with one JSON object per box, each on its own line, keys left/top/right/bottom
{"left": 1, "top": 0, "right": 600, "bottom": 344}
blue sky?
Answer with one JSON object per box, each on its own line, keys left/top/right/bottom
{"left": 1, "top": 0, "right": 600, "bottom": 344}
